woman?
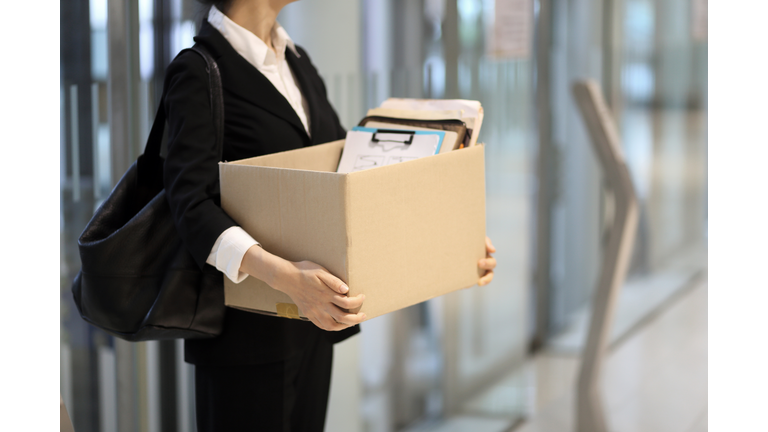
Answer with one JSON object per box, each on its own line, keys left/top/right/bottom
{"left": 163, "top": 0, "right": 497, "bottom": 430}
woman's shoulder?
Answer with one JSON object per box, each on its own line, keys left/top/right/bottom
{"left": 294, "top": 44, "right": 310, "bottom": 60}
{"left": 165, "top": 47, "right": 210, "bottom": 80}
{"left": 290, "top": 45, "right": 329, "bottom": 90}
{"left": 161, "top": 47, "right": 219, "bottom": 112}
{"left": 292, "top": 45, "right": 321, "bottom": 74}
{"left": 161, "top": 46, "right": 219, "bottom": 104}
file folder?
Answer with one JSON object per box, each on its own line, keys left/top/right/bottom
{"left": 361, "top": 121, "right": 460, "bottom": 154}
{"left": 358, "top": 115, "right": 468, "bottom": 150}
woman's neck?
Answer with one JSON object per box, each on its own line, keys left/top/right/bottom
{"left": 224, "top": 1, "right": 284, "bottom": 51}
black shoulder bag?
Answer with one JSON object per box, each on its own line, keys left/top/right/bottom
{"left": 71, "top": 45, "right": 226, "bottom": 341}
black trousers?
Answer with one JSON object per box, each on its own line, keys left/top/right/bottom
{"left": 194, "top": 333, "right": 334, "bottom": 432}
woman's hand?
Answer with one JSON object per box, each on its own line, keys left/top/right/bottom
{"left": 241, "top": 245, "right": 365, "bottom": 331}
{"left": 273, "top": 260, "right": 366, "bottom": 331}
{"left": 478, "top": 236, "right": 497, "bottom": 286}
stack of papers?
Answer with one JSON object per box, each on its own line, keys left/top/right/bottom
{"left": 379, "top": 99, "right": 484, "bottom": 147}
{"left": 337, "top": 98, "right": 484, "bottom": 173}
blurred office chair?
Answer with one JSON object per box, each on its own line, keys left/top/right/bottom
{"left": 572, "top": 80, "right": 639, "bottom": 432}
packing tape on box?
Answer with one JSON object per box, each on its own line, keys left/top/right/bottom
{"left": 276, "top": 303, "right": 301, "bottom": 320}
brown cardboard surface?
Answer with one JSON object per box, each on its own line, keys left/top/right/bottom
{"left": 219, "top": 141, "right": 486, "bottom": 321}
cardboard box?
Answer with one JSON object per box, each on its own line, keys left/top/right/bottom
{"left": 219, "top": 139, "right": 486, "bottom": 321}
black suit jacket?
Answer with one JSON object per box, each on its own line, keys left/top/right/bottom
{"left": 162, "top": 20, "right": 358, "bottom": 366}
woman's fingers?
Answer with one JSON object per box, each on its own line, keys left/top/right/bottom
{"left": 316, "top": 271, "right": 349, "bottom": 294}
{"left": 478, "top": 270, "right": 494, "bottom": 286}
{"left": 307, "top": 309, "right": 348, "bottom": 331}
{"left": 319, "top": 315, "right": 349, "bottom": 331}
{"left": 478, "top": 256, "right": 497, "bottom": 271}
{"left": 329, "top": 307, "right": 367, "bottom": 326}
{"left": 329, "top": 295, "right": 366, "bottom": 325}
{"left": 309, "top": 268, "right": 365, "bottom": 329}
{"left": 285, "top": 261, "right": 365, "bottom": 331}
{"left": 331, "top": 293, "right": 365, "bottom": 310}
{"left": 485, "top": 236, "right": 496, "bottom": 254}
{"left": 476, "top": 236, "right": 497, "bottom": 286}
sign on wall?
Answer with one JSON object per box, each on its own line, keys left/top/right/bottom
{"left": 488, "top": 0, "right": 533, "bottom": 59}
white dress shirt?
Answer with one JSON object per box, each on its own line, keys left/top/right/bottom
{"left": 204, "top": 6, "right": 311, "bottom": 283}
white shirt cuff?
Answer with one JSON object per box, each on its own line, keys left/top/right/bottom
{"left": 206, "top": 226, "right": 260, "bottom": 283}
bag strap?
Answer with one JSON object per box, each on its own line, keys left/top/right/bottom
{"left": 143, "top": 44, "right": 224, "bottom": 159}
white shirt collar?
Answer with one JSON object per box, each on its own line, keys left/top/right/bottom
{"left": 207, "top": 6, "right": 300, "bottom": 68}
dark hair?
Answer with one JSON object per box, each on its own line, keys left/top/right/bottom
{"left": 196, "top": 0, "right": 232, "bottom": 12}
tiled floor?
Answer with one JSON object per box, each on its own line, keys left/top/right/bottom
{"left": 546, "top": 245, "right": 706, "bottom": 355}
{"left": 369, "top": 274, "right": 707, "bottom": 432}
{"left": 512, "top": 277, "right": 708, "bottom": 432}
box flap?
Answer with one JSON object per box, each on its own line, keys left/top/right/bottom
{"left": 225, "top": 139, "right": 344, "bottom": 171}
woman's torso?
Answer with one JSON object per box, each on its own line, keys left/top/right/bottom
{"left": 165, "top": 20, "right": 357, "bottom": 366}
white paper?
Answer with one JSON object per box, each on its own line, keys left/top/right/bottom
{"left": 380, "top": 99, "right": 482, "bottom": 118}
{"left": 378, "top": 98, "right": 484, "bottom": 147}
{"left": 337, "top": 130, "right": 441, "bottom": 173}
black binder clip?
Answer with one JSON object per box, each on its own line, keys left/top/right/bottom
{"left": 371, "top": 129, "right": 415, "bottom": 145}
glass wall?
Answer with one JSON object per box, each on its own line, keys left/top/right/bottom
{"left": 60, "top": 1, "right": 201, "bottom": 430}
{"left": 611, "top": 0, "right": 707, "bottom": 273}
{"left": 537, "top": 0, "right": 708, "bottom": 350}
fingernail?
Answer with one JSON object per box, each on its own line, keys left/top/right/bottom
{"left": 341, "top": 284, "right": 349, "bottom": 293}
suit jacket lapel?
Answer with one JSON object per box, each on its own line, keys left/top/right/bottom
{"left": 286, "top": 48, "right": 323, "bottom": 143}
{"left": 193, "top": 20, "right": 309, "bottom": 140}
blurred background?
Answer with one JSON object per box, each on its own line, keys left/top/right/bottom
{"left": 59, "top": 0, "right": 707, "bottom": 430}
